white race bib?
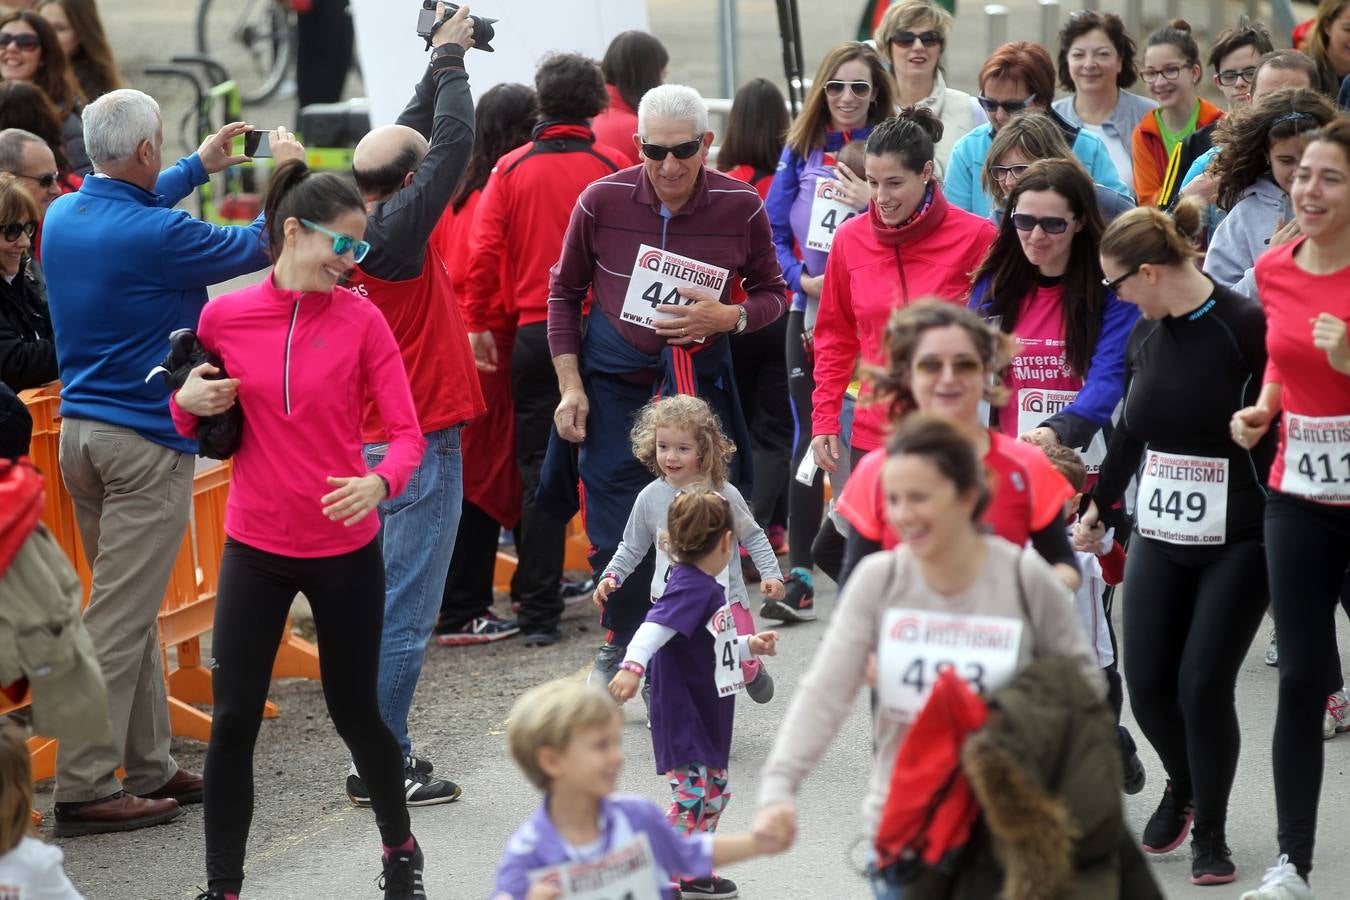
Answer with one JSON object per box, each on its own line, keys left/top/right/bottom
{"left": 620, "top": 244, "right": 731, "bottom": 338}
{"left": 1281, "top": 413, "right": 1350, "bottom": 505}
{"left": 529, "top": 833, "right": 663, "bottom": 900}
{"left": 651, "top": 530, "right": 731, "bottom": 602}
{"left": 706, "top": 603, "right": 744, "bottom": 697}
{"left": 1136, "top": 451, "right": 1229, "bottom": 545}
{"left": 1016, "top": 388, "right": 1106, "bottom": 473}
{"left": 804, "top": 177, "right": 859, "bottom": 253}
{"left": 876, "top": 609, "right": 1023, "bottom": 723}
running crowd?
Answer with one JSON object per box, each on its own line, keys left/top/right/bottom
{"left": 2, "top": 0, "right": 1350, "bottom": 898}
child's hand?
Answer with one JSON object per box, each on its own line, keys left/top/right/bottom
{"left": 1071, "top": 519, "right": 1106, "bottom": 553}
{"left": 593, "top": 576, "right": 617, "bottom": 609}
{"left": 608, "top": 668, "right": 640, "bottom": 703}
{"left": 753, "top": 803, "right": 797, "bottom": 854}
{"left": 525, "top": 876, "right": 563, "bottom": 900}
{"left": 760, "top": 577, "right": 785, "bottom": 600}
{"left": 748, "top": 631, "right": 779, "bottom": 657}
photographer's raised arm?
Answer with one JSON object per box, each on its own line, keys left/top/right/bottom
{"left": 355, "top": 5, "right": 474, "bottom": 282}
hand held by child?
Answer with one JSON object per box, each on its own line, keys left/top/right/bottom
{"left": 752, "top": 803, "right": 798, "bottom": 855}
{"left": 608, "top": 669, "right": 640, "bottom": 703}
{"left": 593, "top": 576, "right": 617, "bottom": 608}
{"left": 748, "top": 630, "right": 780, "bottom": 657}
{"left": 759, "top": 577, "right": 785, "bottom": 600}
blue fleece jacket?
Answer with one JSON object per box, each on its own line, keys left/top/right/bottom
{"left": 44, "top": 154, "right": 270, "bottom": 453}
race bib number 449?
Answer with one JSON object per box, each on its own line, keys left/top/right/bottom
{"left": 1282, "top": 413, "right": 1350, "bottom": 505}
{"left": 620, "top": 244, "right": 730, "bottom": 335}
{"left": 876, "top": 608, "right": 1023, "bottom": 723}
{"left": 1136, "top": 451, "right": 1228, "bottom": 545}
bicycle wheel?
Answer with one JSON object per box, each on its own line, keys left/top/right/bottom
{"left": 196, "top": 0, "right": 293, "bottom": 105}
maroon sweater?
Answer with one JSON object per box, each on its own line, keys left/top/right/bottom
{"left": 546, "top": 165, "right": 787, "bottom": 358}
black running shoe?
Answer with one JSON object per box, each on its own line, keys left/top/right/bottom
{"left": 760, "top": 567, "right": 817, "bottom": 623}
{"left": 1190, "top": 831, "right": 1237, "bottom": 885}
{"left": 679, "top": 875, "right": 738, "bottom": 898}
{"left": 348, "top": 768, "right": 462, "bottom": 807}
{"left": 379, "top": 839, "right": 427, "bottom": 900}
{"left": 1141, "top": 781, "right": 1194, "bottom": 854}
{"left": 407, "top": 755, "right": 433, "bottom": 776}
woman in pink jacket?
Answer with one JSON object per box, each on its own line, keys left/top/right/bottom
{"left": 810, "top": 107, "right": 996, "bottom": 497}
{"left": 172, "top": 161, "right": 428, "bottom": 900}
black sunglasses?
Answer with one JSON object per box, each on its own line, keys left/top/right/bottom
{"left": 0, "top": 220, "right": 37, "bottom": 242}
{"left": 16, "top": 171, "right": 58, "bottom": 189}
{"left": 640, "top": 136, "right": 704, "bottom": 161}
{"left": 1101, "top": 266, "right": 1140, "bottom": 292}
{"left": 1215, "top": 66, "right": 1258, "bottom": 86}
{"left": 1010, "top": 213, "right": 1071, "bottom": 234}
{"left": 890, "top": 30, "right": 943, "bottom": 48}
{"left": 0, "top": 32, "right": 40, "bottom": 50}
{"left": 977, "top": 94, "right": 1037, "bottom": 115}
{"left": 824, "top": 80, "right": 873, "bottom": 98}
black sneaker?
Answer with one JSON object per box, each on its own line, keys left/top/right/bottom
{"left": 347, "top": 768, "right": 463, "bottom": 807}
{"left": 1190, "top": 831, "right": 1236, "bottom": 885}
{"left": 522, "top": 625, "right": 562, "bottom": 646}
{"left": 680, "top": 875, "right": 738, "bottom": 898}
{"left": 435, "top": 612, "right": 519, "bottom": 646}
{"left": 744, "top": 665, "right": 774, "bottom": 704}
{"left": 1141, "top": 781, "right": 1194, "bottom": 854}
{"left": 379, "top": 838, "right": 426, "bottom": 900}
{"left": 760, "top": 567, "right": 817, "bottom": 623}
{"left": 561, "top": 576, "right": 595, "bottom": 604}
{"left": 590, "top": 640, "right": 624, "bottom": 686}
{"left": 407, "top": 755, "right": 433, "bottom": 776}
{"left": 193, "top": 892, "right": 228, "bottom": 900}
{"left": 1119, "top": 726, "right": 1145, "bottom": 795}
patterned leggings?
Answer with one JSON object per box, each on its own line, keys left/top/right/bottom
{"left": 666, "top": 762, "right": 730, "bottom": 835}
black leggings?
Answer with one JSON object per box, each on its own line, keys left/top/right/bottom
{"left": 785, "top": 309, "right": 823, "bottom": 572}
{"left": 731, "top": 311, "right": 792, "bottom": 529}
{"left": 1122, "top": 535, "right": 1267, "bottom": 838}
{"left": 1265, "top": 492, "right": 1350, "bottom": 878}
{"left": 204, "top": 538, "right": 411, "bottom": 894}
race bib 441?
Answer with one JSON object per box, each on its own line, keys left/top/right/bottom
{"left": 620, "top": 244, "right": 730, "bottom": 336}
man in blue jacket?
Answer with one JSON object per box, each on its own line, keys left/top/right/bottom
{"left": 42, "top": 88, "right": 302, "bottom": 837}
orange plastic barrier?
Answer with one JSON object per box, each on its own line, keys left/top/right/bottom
{"left": 13, "top": 385, "right": 321, "bottom": 779}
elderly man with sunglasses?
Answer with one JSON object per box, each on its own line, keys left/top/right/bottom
{"left": 545, "top": 82, "right": 787, "bottom": 690}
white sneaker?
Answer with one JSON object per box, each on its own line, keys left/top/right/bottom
{"left": 1240, "top": 855, "right": 1313, "bottom": 899}
{"left": 1324, "top": 690, "right": 1350, "bottom": 740}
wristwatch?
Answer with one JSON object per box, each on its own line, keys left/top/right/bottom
{"left": 733, "top": 305, "right": 748, "bottom": 334}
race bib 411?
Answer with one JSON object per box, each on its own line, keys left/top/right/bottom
{"left": 620, "top": 244, "right": 730, "bottom": 336}
{"left": 1282, "top": 413, "right": 1350, "bottom": 504}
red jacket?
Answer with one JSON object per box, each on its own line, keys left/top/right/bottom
{"left": 462, "top": 122, "right": 628, "bottom": 331}
{"left": 591, "top": 84, "right": 639, "bottom": 167}
{"left": 810, "top": 185, "right": 996, "bottom": 451}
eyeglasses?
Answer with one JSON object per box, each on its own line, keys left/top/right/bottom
{"left": 299, "top": 218, "right": 370, "bottom": 263}
{"left": 890, "top": 30, "right": 943, "bottom": 48}
{"left": 1011, "top": 213, "right": 1071, "bottom": 234}
{"left": 15, "top": 171, "right": 58, "bottom": 189}
{"left": 989, "top": 164, "right": 1030, "bottom": 183}
{"left": 914, "top": 355, "right": 983, "bottom": 375}
{"left": 1141, "top": 65, "right": 1186, "bottom": 83}
{"left": 824, "top": 80, "right": 873, "bottom": 98}
{"left": 1215, "top": 66, "right": 1258, "bottom": 86}
{"left": 0, "top": 220, "right": 36, "bottom": 242}
{"left": 977, "top": 94, "right": 1037, "bottom": 115}
{"left": 1101, "top": 266, "right": 1140, "bottom": 292}
{"left": 639, "top": 136, "right": 704, "bottom": 161}
{"left": 0, "top": 32, "right": 40, "bottom": 51}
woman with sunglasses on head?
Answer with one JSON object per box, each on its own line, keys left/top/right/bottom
{"left": 1052, "top": 12, "right": 1157, "bottom": 190}
{"left": 1228, "top": 120, "right": 1350, "bottom": 900}
{"left": 946, "top": 41, "right": 1130, "bottom": 219}
{"left": 872, "top": 1, "right": 985, "bottom": 176}
{"left": 765, "top": 42, "right": 895, "bottom": 618}
{"left": 1082, "top": 200, "right": 1272, "bottom": 886}
{"left": 984, "top": 112, "right": 1136, "bottom": 227}
{"left": 1132, "top": 20, "right": 1223, "bottom": 207}
{"left": 0, "top": 172, "right": 51, "bottom": 392}
{"left": 171, "top": 157, "right": 430, "bottom": 900}
{"left": 36, "top": 0, "right": 120, "bottom": 102}
{"left": 0, "top": 10, "right": 87, "bottom": 175}
{"left": 1204, "top": 88, "right": 1336, "bottom": 297}
{"left": 969, "top": 159, "right": 1138, "bottom": 462}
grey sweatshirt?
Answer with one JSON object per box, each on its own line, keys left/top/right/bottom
{"left": 600, "top": 479, "right": 782, "bottom": 611}
{"left": 1204, "top": 175, "right": 1291, "bottom": 299}
{"left": 756, "top": 538, "right": 1101, "bottom": 841}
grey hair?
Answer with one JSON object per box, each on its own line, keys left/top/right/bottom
{"left": 82, "top": 89, "right": 162, "bottom": 167}
{"left": 0, "top": 129, "right": 46, "bottom": 173}
{"left": 637, "top": 84, "right": 709, "bottom": 138}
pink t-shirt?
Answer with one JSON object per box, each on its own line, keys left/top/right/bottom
{"left": 998, "top": 283, "right": 1083, "bottom": 436}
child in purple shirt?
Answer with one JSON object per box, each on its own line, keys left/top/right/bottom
{"left": 491, "top": 681, "right": 783, "bottom": 900}
{"left": 609, "top": 489, "right": 780, "bottom": 899}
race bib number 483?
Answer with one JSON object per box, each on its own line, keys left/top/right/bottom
{"left": 620, "top": 244, "right": 730, "bottom": 336}
{"left": 1282, "top": 413, "right": 1350, "bottom": 505}
{"left": 876, "top": 608, "right": 1023, "bottom": 723}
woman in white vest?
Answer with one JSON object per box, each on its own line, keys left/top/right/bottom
{"left": 873, "top": 0, "right": 985, "bottom": 177}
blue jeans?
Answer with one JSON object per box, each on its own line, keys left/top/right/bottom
{"left": 363, "top": 424, "right": 463, "bottom": 759}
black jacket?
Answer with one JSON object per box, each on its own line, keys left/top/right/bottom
{"left": 0, "top": 257, "right": 57, "bottom": 392}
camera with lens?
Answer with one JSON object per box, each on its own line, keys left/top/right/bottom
{"left": 416, "top": 1, "right": 497, "bottom": 52}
